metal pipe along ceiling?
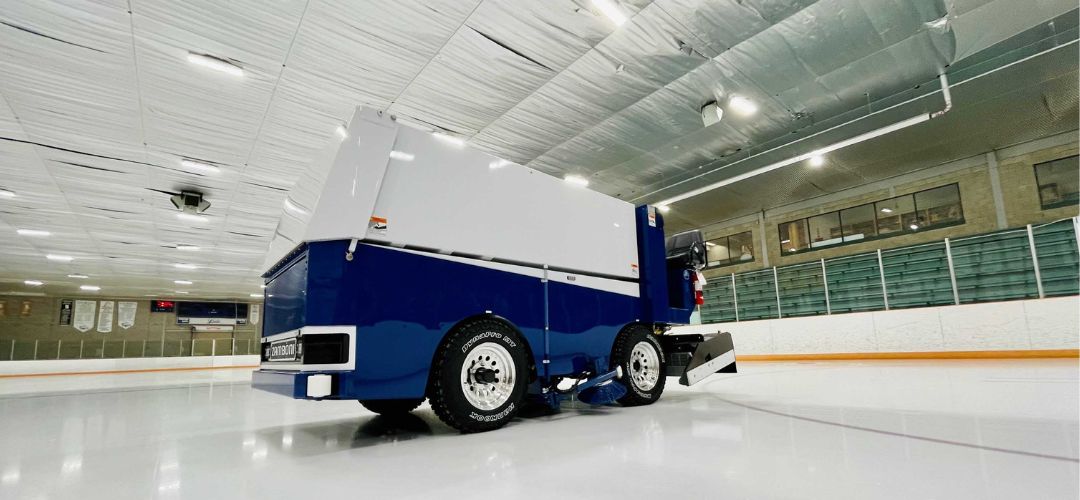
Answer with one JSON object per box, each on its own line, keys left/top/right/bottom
{"left": 653, "top": 73, "right": 953, "bottom": 207}
{"left": 649, "top": 36, "right": 1077, "bottom": 207}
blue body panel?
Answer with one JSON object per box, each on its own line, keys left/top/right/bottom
{"left": 254, "top": 205, "right": 696, "bottom": 401}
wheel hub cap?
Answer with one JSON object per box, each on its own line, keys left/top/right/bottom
{"left": 460, "top": 342, "right": 516, "bottom": 411}
{"left": 629, "top": 341, "right": 660, "bottom": 391}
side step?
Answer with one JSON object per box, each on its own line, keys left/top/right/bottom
{"left": 660, "top": 331, "right": 736, "bottom": 386}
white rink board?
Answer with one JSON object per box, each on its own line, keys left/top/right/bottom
{"left": 303, "top": 108, "right": 639, "bottom": 279}
{"left": 672, "top": 296, "right": 1080, "bottom": 354}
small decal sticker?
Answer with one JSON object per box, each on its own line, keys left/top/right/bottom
{"left": 631, "top": 263, "right": 639, "bottom": 277}
{"left": 368, "top": 216, "right": 388, "bottom": 235}
{"left": 647, "top": 206, "right": 657, "bottom": 227}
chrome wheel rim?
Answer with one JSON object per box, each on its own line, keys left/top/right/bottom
{"left": 629, "top": 341, "right": 660, "bottom": 391}
{"left": 460, "top": 342, "right": 516, "bottom": 410}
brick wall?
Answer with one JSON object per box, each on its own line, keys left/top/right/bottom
{"left": 703, "top": 134, "right": 1079, "bottom": 280}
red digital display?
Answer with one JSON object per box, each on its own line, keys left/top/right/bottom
{"left": 151, "top": 300, "right": 176, "bottom": 312}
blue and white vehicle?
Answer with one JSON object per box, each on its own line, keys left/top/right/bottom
{"left": 252, "top": 107, "right": 736, "bottom": 433}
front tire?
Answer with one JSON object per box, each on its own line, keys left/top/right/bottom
{"left": 429, "top": 317, "right": 529, "bottom": 433}
{"left": 359, "top": 398, "right": 424, "bottom": 415}
{"left": 611, "top": 324, "right": 666, "bottom": 406}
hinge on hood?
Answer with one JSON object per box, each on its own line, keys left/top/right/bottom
{"left": 345, "top": 238, "right": 359, "bottom": 261}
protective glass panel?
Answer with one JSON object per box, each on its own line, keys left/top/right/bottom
{"left": 1035, "top": 156, "right": 1080, "bottom": 209}
{"left": 875, "top": 195, "right": 916, "bottom": 235}
{"left": 808, "top": 212, "right": 843, "bottom": 248}
{"left": 700, "top": 276, "right": 738, "bottom": 323}
{"left": 778, "top": 219, "right": 810, "bottom": 254}
{"left": 734, "top": 269, "right": 779, "bottom": 320}
{"left": 914, "top": 184, "right": 963, "bottom": 228}
{"left": 950, "top": 229, "right": 1038, "bottom": 303}
{"left": 1033, "top": 220, "right": 1080, "bottom": 297}
{"left": 880, "top": 242, "right": 954, "bottom": 308}
{"left": 840, "top": 203, "right": 877, "bottom": 242}
{"left": 776, "top": 262, "right": 828, "bottom": 317}
{"left": 824, "top": 254, "right": 887, "bottom": 313}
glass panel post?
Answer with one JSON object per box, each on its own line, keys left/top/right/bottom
{"left": 877, "top": 249, "right": 890, "bottom": 310}
{"left": 121, "top": 340, "right": 127, "bottom": 358}
{"left": 773, "top": 266, "right": 782, "bottom": 318}
{"left": 731, "top": 274, "right": 740, "bottom": 322}
{"left": 1027, "top": 224, "right": 1045, "bottom": 298}
{"left": 1074, "top": 217, "right": 1080, "bottom": 251}
{"left": 33, "top": 340, "right": 38, "bottom": 360}
{"left": 944, "top": 238, "right": 960, "bottom": 305}
{"left": 820, "top": 259, "right": 831, "bottom": 314}
{"left": 79, "top": 340, "right": 84, "bottom": 359}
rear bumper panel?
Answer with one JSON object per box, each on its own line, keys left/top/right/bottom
{"left": 252, "top": 370, "right": 308, "bottom": 399}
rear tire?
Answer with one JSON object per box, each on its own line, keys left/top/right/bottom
{"left": 429, "top": 317, "right": 528, "bottom": 433}
{"left": 611, "top": 324, "right": 666, "bottom": 406}
{"left": 359, "top": 398, "right": 424, "bottom": 415}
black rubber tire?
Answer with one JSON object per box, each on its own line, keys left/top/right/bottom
{"left": 429, "top": 317, "right": 528, "bottom": 433}
{"left": 611, "top": 324, "right": 666, "bottom": 406}
{"left": 359, "top": 398, "right": 425, "bottom": 415}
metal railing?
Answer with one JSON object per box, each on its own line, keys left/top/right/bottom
{"left": 700, "top": 217, "right": 1080, "bottom": 323}
{"left": 0, "top": 337, "right": 259, "bottom": 362}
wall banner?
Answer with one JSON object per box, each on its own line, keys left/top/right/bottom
{"left": 117, "top": 301, "right": 137, "bottom": 329}
{"left": 97, "top": 301, "right": 115, "bottom": 333}
{"left": 59, "top": 299, "right": 74, "bottom": 326}
{"left": 250, "top": 304, "right": 261, "bottom": 325}
{"left": 73, "top": 300, "right": 96, "bottom": 333}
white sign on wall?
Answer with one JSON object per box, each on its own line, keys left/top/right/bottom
{"left": 250, "top": 304, "right": 260, "bottom": 325}
{"left": 73, "top": 300, "right": 96, "bottom": 333}
{"left": 117, "top": 301, "right": 137, "bottom": 329}
{"left": 97, "top": 300, "right": 115, "bottom": 333}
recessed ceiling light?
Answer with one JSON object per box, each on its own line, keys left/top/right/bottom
{"left": 176, "top": 244, "right": 200, "bottom": 251}
{"left": 46, "top": 254, "right": 73, "bottom": 262}
{"left": 176, "top": 213, "right": 208, "bottom": 223}
{"left": 781, "top": 239, "right": 791, "bottom": 244}
{"left": 705, "top": 242, "right": 716, "bottom": 247}
{"left": 0, "top": 188, "right": 14, "bottom": 198}
{"left": 17, "top": 229, "right": 50, "bottom": 237}
{"left": 880, "top": 208, "right": 893, "bottom": 213}
{"left": 808, "top": 154, "right": 826, "bottom": 167}
{"left": 186, "top": 52, "right": 244, "bottom": 77}
{"left": 433, "top": 132, "right": 466, "bottom": 147}
{"left": 260, "top": 284, "right": 268, "bottom": 289}
{"left": 909, "top": 224, "right": 920, "bottom": 230}
{"left": 24, "top": 280, "right": 43, "bottom": 286}
{"left": 67, "top": 274, "right": 89, "bottom": 279}
{"left": 250, "top": 293, "right": 263, "bottom": 298}
{"left": 489, "top": 159, "right": 511, "bottom": 169}
{"left": 564, "top": 175, "right": 590, "bottom": 187}
{"left": 174, "top": 263, "right": 198, "bottom": 270}
{"left": 656, "top": 205, "right": 671, "bottom": 213}
{"left": 180, "top": 159, "right": 221, "bottom": 175}
{"left": 335, "top": 125, "right": 348, "bottom": 139}
{"left": 591, "top": 0, "right": 628, "bottom": 26}
{"left": 727, "top": 95, "right": 758, "bottom": 116}
{"left": 389, "top": 151, "right": 415, "bottom": 161}
{"left": 80, "top": 285, "right": 100, "bottom": 291}
{"left": 176, "top": 290, "right": 190, "bottom": 295}
{"left": 174, "top": 280, "right": 193, "bottom": 285}
{"left": 283, "top": 199, "right": 308, "bottom": 216}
